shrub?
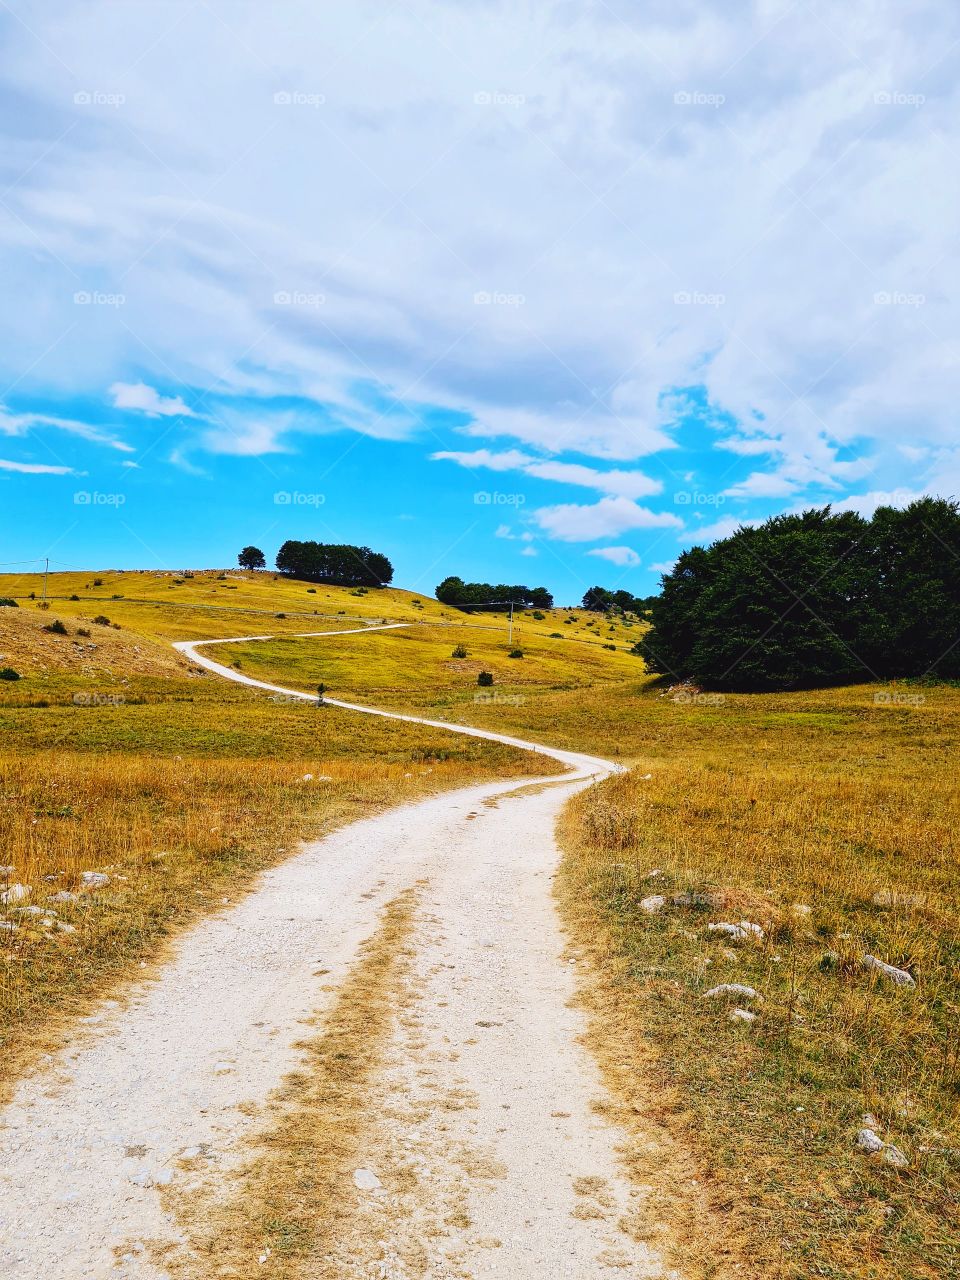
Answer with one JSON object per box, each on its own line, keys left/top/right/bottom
{"left": 603, "top": 643, "right": 616, "bottom": 651}
{"left": 43, "top": 619, "right": 68, "bottom": 634}
{"left": 532, "top": 610, "right": 545, "bottom": 620}
{"left": 77, "top": 628, "right": 91, "bottom": 637}
{"left": 92, "top": 578, "right": 103, "bottom": 587}
{"left": 477, "top": 671, "right": 494, "bottom": 686}
{"left": 306, "top": 588, "right": 316, "bottom": 594}
{"left": 0, "top": 667, "right": 20, "bottom": 681}
{"left": 92, "top": 615, "right": 111, "bottom": 626}
{"left": 508, "top": 648, "right": 524, "bottom": 659}
{"left": 550, "top": 632, "right": 562, "bottom": 638}
{"left": 69, "top": 594, "right": 80, "bottom": 601}
{"left": 0, "top": 597, "right": 17, "bottom": 607}
{"left": 452, "top": 644, "right": 468, "bottom": 658}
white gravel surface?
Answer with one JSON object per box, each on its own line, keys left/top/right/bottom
{"left": 0, "top": 630, "right": 671, "bottom": 1278}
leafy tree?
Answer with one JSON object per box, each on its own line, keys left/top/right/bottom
{"left": 276, "top": 541, "right": 394, "bottom": 587}
{"left": 640, "top": 500, "right": 960, "bottom": 690}
{"left": 238, "top": 545, "right": 266, "bottom": 570}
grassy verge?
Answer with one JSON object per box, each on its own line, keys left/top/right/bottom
{"left": 0, "top": 674, "right": 553, "bottom": 1092}
{"left": 558, "top": 728, "right": 960, "bottom": 1279}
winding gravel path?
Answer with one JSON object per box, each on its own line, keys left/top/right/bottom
{"left": 0, "top": 629, "right": 673, "bottom": 1279}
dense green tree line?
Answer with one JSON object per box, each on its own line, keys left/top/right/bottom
{"left": 641, "top": 498, "right": 960, "bottom": 690}
{"left": 581, "top": 585, "right": 656, "bottom": 613}
{"left": 275, "top": 540, "right": 394, "bottom": 587}
{"left": 435, "top": 576, "right": 554, "bottom": 610}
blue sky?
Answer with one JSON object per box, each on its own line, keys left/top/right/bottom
{"left": 1, "top": 2, "right": 958, "bottom": 602}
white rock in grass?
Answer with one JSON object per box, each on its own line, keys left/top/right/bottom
{"left": 856, "top": 1128, "right": 884, "bottom": 1153}
{"left": 791, "top": 903, "right": 812, "bottom": 917}
{"left": 862, "top": 955, "right": 915, "bottom": 988}
{"left": 1, "top": 883, "right": 30, "bottom": 905}
{"left": 639, "top": 895, "right": 666, "bottom": 915}
{"left": 708, "top": 922, "right": 749, "bottom": 940}
{"left": 729, "top": 1008, "right": 756, "bottom": 1023}
{"left": 79, "top": 872, "right": 110, "bottom": 891}
{"left": 55, "top": 921, "right": 77, "bottom": 934}
{"left": 703, "top": 983, "right": 758, "bottom": 1000}
{"left": 353, "top": 1167, "right": 382, "bottom": 1191}
{"left": 738, "top": 921, "right": 764, "bottom": 939}
{"left": 49, "top": 890, "right": 80, "bottom": 904}
{"left": 0, "top": 921, "right": 18, "bottom": 933}
{"left": 882, "top": 1144, "right": 909, "bottom": 1169}
{"left": 0, "top": 866, "right": 15, "bottom": 877}
{"left": 12, "top": 905, "right": 49, "bottom": 917}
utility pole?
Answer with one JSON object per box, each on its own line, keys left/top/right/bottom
{"left": 508, "top": 600, "right": 514, "bottom": 646}
{"left": 42, "top": 557, "right": 49, "bottom": 602}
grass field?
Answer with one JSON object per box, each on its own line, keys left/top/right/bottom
{"left": 0, "top": 587, "right": 558, "bottom": 1093}
{"left": 4, "top": 571, "right": 957, "bottom": 1275}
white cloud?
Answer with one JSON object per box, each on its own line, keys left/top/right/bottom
{"left": 684, "top": 516, "right": 753, "bottom": 545}
{"left": 535, "top": 496, "right": 683, "bottom": 541}
{"left": 520, "top": 545, "right": 538, "bottom": 556}
{"left": 0, "top": 1, "right": 957, "bottom": 522}
{"left": 587, "top": 546, "right": 642, "bottom": 567}
{"left": 816, "top": 488, "right": 927, "bottom": 517}
{"left": 0, "top": 406, "right": 133, "bottom": 452}
{"left": 0, "top": 458, "right": 73, "bottom": 474}
{"left": 649, "top": 559, "right": 676, "bottom": 574}
{"left": 110, "top": 382, "right": 198, "bottom": 419}
{"left": 434, "top": 449, "right": 662, "bottom": 499}
{"left": 199, "top": 411, "right": 293, "bottom": 456}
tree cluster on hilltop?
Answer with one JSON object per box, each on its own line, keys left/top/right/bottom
{"left": 436, "top": 576, "right": 553, "bottom": 610}
{"left": 581, "top": 585, "right": 657, "bottom": 613}
{"left": 640, "top": 498, "right": 960, "bottom": 690}
{"left": 275, "top": 540, "right": 394, "bottom": 587}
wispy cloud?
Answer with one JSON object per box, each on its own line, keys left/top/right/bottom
{"left": 0, "top": 458, "right": 73, "bottom": 474}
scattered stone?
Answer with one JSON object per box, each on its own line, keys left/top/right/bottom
{"left": 1, "top": 883, "right": 30, "bottom": 905}
{"left": 639, "top": 894, "right": 666, "bottom": 914}
{"left": 738, "top": 921, "right": 764, "bottom": 939}
{"left": 55, "top": 921, "right": 77, "bottom": 934}
{"left": 882, "top": 1144, "right": 909, "bottom": 1169}
{"left": 213, "top": 1062, "right": 234, "bottom": 1075}
{"left": 130, "top": 1170, "right": 154, "bottom": 1188}
{"left": 645, "top": 869, "right": 663, "bottom": 879}
{"left": 302, "top": 773, "right": 314, "bottom": 781}
{"left": 708, "top": 922, "right": 748, "bottom": 940}
{"left": 352, "top": 1167, "right": 382, "bottom": 1191}
{"left": 154, "top": 1168, "right": 174, "bottom": 1187}
{"left": 12, "top": 905, "right": 49, "bottom": 917}
{"left": 791, "top": 903, "right": 813, "bottom": 917}
{"left": 862, "top": 955, "right": 915, "bottom": 988}
{"left": 729, "top": 1008, "right": 756, "bottom": 1023}
{"left": 0, "top": 865, "right": 14, "bottom": 877}
{"left": 0, "top": 921, "right": 18, "bottom": 933}
{"left": 48, "top": 891, "right": 80, "bottom": 904}
{"left": 79, "top": 872, "right": 110, "bottom": 891}
{"left": 703, "top": 983, "right": 758, "bottom": 1000}
{"left": 856, "top": 1128, "right": 884, "bottom": 1153}
{"left": 180, "top": 1146, "right": 202, "bottom": 1161}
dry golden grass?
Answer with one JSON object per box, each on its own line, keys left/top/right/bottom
{"left": 0, "top": 672, "right": 553, "bottom": 1093}
{"left": 558, "top": 718, "right": 960, "bottom": 1280}
{"left": 161, "top": 891, "right": 418, "bottom": 1279}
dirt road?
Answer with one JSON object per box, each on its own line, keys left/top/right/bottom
{"left": 0, "top": 633, "right": 672, "bottom": 1278}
